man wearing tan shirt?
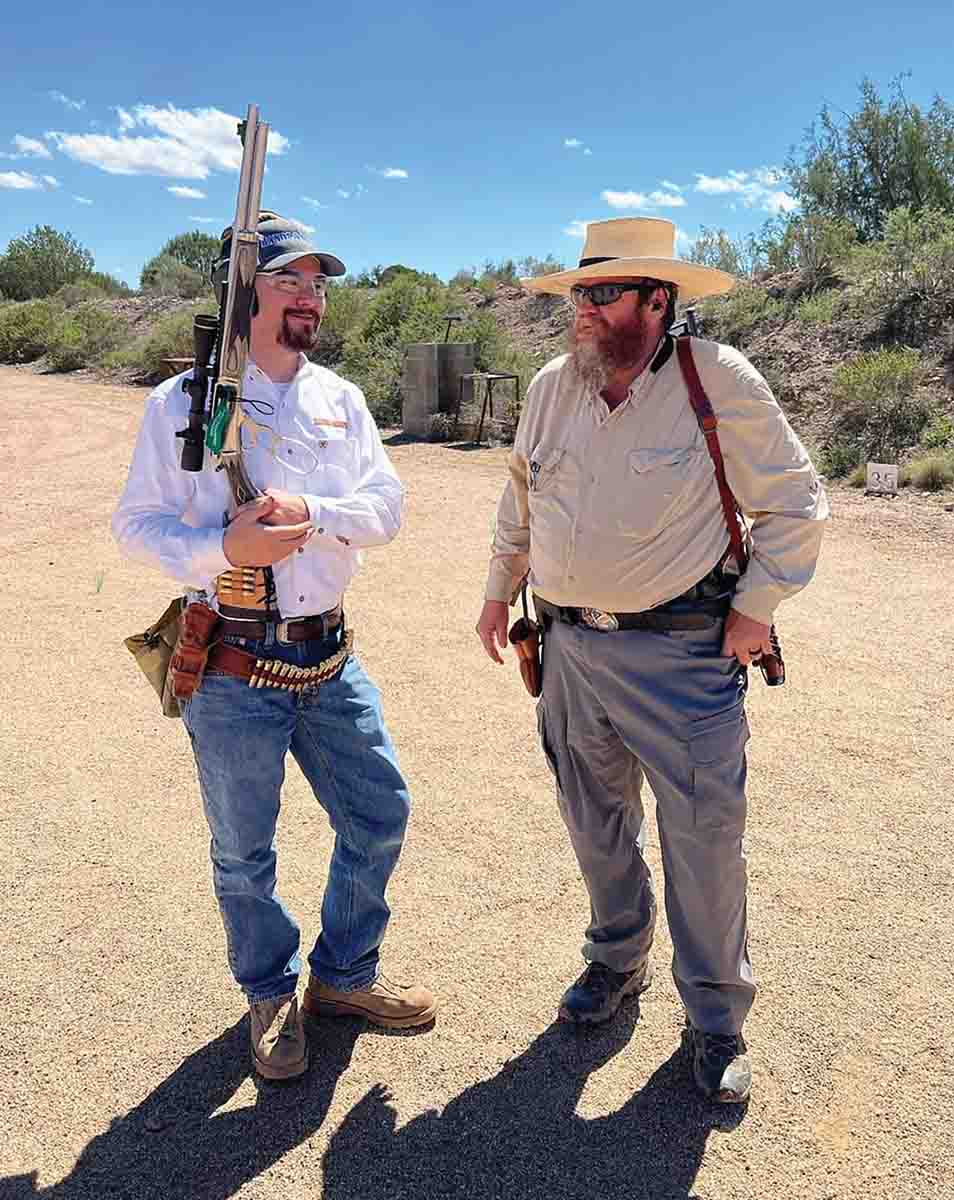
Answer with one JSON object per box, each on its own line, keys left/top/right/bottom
{"left": 476, "top": 218, "right": 827, "bottom": 1104}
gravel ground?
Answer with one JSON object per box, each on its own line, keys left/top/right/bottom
{"left": 0, "top": 367, "right": 951, "bottom": 1200}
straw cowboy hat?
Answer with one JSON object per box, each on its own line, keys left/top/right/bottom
{"left": 521, "top": 217, "right": 737, "bottom": 300}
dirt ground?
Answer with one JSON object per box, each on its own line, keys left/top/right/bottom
{"left": 1, "top": 366, "right": 952, "bottom": 1200}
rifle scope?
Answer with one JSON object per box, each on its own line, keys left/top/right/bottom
{"left": 176, "top": 314, "right": 220, "bottom": 471}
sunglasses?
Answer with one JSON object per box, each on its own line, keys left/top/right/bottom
{"left": 569, "top": 281, "right": 656, "bottom": 308}
{"left": 259, "top": 270, "right": 327, "bottom": 299}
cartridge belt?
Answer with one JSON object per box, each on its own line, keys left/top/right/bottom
{"left": 206, "top": 627, "right": 354, "bottom": 692}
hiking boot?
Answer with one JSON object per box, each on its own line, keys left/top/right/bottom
{"left": 558, "top": 959, "right": 653, "bottom": 1025}
{"left": 683, "top": 1019, "right": 751, "bottom": 1103}
{"left": 302, "top": 973, "right": 437, "bottom": 1029}
{"left": 249, "top": 993, "right": 309, "bottom": 1081}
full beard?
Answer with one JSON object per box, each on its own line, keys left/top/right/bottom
{"left": 278, "top": 310, "right": 321, "bottom": 352}
{"left": 568, "top": 316, "right": 655, "bottom": 392}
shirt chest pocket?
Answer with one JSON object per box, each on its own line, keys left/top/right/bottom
{"left": 311, "top": 433, "right": 360, "bottom": 496}
{"left": 528, "top": 445, "right": 568, "bottom": 493}
{"left": 620, "top": 446, "right": 707, "bottom": 538}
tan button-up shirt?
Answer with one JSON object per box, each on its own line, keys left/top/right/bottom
{"left": 485, "top": 336, "right": 828, "bottom": 626}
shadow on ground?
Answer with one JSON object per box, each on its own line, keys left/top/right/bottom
{"left": 4, "top": 1001, "right": 743, "bottom": 1199}
{"left": 321, "top": 1005, "right": 744, "bottom": 1200}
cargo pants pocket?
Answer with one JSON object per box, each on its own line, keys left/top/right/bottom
{"left": 688, "top": 704, "right": 750, "bottom": 831}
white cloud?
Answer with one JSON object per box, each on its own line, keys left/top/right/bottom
{"left": 0, "top": 171, "right": 43, "bottom": 190}
{"left": 13, "top": 135, "right": 51, "bottom": 159}
{"left": 368, "top": 166, "right": 408, "bottom": 179}
{"left": 42, "top": 174, "right": 60, "bottom": 187}
{"left": 167, "top": 185, "right": 206, "bottom": 199}
{"left": 74, "top": 195, "right": 93, "bottom": 204}
{"left": 660, "top": 179, "right": 684, "bottom": 193}
{"left": 583, "top": 148, "right": 593, "bottom": 156}
{"left": 336, "top": 188, "right": 351, "bottom": 199}
{"left": 49, "top": 90, "right": 85, "bottom": 110}
{"left": 675, "top": 226, "right": 692, "bottom": 253}
{"left": 301, "top": 195, "right": 326, "bottom": 209}
{"left": 46, "top": 104, "right": 289, "bottom": 180}
{"left": 564, "top": 138, "right": 583, "bottom": 149}
{"left": 602, "top": 189, "right": 686, "bottom": 210}
{"left": 191, "top": 215, "right": 220, "bottom": 224}
{"left": 356, "top": 183, "right": 366, "bottom": 196}
{"left": 563, "top": 219, "right": 591, "bottom": 239}
{"left": 292, "top": 220, "right": 316, "bottom": 234}
{"left": 694, "top": 166, "right": 797, "bottom": 214}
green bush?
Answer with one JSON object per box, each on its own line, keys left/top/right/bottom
{"left": 794, "top": 289, "right": 841, "bottom": 325}
{"left": 0, "top": 299, "right": 59, "bottom": 363}
{"left": 818, "top": 440, "right": 864, "bottom": 479}
{"left": 847, "top": 463, "right": 868, "bottom": 487}
{"left": 902, "top": 451, "right": 954, "bottom": 491}
{"left": 826, "top": 348, "right": 931, "bottom": 468}
{"left": 921, "top": 413, "right": 954, "bottom": 449}
{"left": 104, "top": 303, "right": 214, "bottom": 379}
{"left": 699, "top": 284, "right": 787, "bottom": 346}
{"left": 142, "top": 254, "right": 210, "bottom": 299}
{"left": 46, "top": 302, "right": 129, "bottom": 371}
{"left": 0, "top": 225, "right": 94, "bottom": 300}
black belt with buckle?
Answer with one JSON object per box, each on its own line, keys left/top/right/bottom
{"left": 534, "top": 592, "right": 732, "bottom": 633}
{"left": 218, "top": 604, "right": 342, "bottom": 643}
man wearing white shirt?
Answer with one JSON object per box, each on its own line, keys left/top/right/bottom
{"left": 113, "top": 216, "right": 435, "bottom": 1082}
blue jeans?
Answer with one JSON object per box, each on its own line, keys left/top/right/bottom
{"left": 180, "top": 626, "right": 410, "bottom": 1002}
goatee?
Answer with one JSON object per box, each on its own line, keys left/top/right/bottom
{"left": 568, "top": 318, "right": 655, "bottom": 392}
{"left": 278, "top": 311, "right": 321, "bottom": 352}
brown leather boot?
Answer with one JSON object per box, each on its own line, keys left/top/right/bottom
{"left": 249, "top": 994, "right": 309, "bottom": 1080}
{"left": 302, "top": 973, "right": 437, "bottom": 1029}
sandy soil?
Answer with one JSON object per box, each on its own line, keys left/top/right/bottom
{"left": 0, "top": 366, "right": 951, "bottom": 1200}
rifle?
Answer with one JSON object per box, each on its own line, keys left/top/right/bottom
{"left": 175, "top": 104, "right": 278, "bottom": 618}
{"left": 176, "top": 102, "right": 269, "bottom": 506}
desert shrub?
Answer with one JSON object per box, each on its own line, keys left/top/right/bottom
{"left": 105, "top": 303, "right": 215, "bottom": 379}
{"left": 142, "top": 254, "right": 210, "bottom": 299}
{"left": 847, "top": 463, "right": 868, "bottom": 487}
{"left": 824, "top": 348, "right": 931, "bottom": 470}
{"left": 921, "top": 413, "right": 954, "bottom": 449}
{"left": 818, "top": 440, "right": 864, "bottom": 479}
{"left": 341, "top": 332, "right": 406, "bottom": 422}
{"left": 46, "top": 302, "right": 129, "bottom": 371}
{"left": 750, "top": 213, "right": 857, "bottom": 289}
{"left": 0, "top": 225, "right": 94, "bottom": 300}
{"left": 794, "top": 289, "right": 840, "bottom": 325}
{"left": 699, "top": 284, "right": 787, "bottom": 347}
{"left": 902, "top": 451, "right": 954, "bottom": 490}
{"left": 0, "top": 299, "right": 59, "bottom": 363}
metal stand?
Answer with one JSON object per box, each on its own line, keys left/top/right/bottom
{"left": 453, "top": 372, "right": 521, "bottom": 443}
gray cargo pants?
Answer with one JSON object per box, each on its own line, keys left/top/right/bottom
{"left": 537, "top": 614, "right": 756, "bottom": 1035}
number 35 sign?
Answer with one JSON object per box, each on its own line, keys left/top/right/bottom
{"left": 866, "top": 463, "right": 899, "bottom": 495}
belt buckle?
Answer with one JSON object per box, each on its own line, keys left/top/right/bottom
{"left": 275, "top": 619, "right": 297, "bottom": 644}
{"left": 579, "top": 608, "right": 619, "bottom": 632}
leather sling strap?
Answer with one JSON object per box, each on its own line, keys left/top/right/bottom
{"left": 674, "top": 336, "right": 749, "bottom": 571}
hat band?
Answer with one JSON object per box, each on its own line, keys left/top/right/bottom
{"left": 577, "top": 256, "right": 617, "bottom": 268}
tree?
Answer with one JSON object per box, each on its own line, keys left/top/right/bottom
{"left": 0, "top": 225, "right": 94, "bottom": 300}
{"left": 140, "top": 230, "right": 219, "bottom": 289}
{"left": 788, "top": 77, "right": 954, "bottom": 241}
{"left": 686, "top": 227, "right": 751, "bottom": 277}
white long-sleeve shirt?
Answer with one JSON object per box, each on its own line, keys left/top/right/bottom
{"left": 486, "top": 337, "right": 828, "bottom": 626}
{"left": 112, "top": 355, "right": 403, "bottom": 618}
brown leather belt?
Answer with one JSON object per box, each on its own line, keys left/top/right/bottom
{"left": 217, "top": 604, "right": 342, "bottom": 643}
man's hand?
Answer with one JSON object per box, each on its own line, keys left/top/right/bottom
{"left": 223, "top": 495, "right": 313, "bottom": 567}
{"left": 476, "top": 600, "right": 510, "bottom": 665}
{"left": 722, "top": 608, "right": 773, "bottom": 666}
{"left": 260, "top": 487, "right": 310, "bottom": 526}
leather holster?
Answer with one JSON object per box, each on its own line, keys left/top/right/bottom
{"left": 169, "top": 602, "right": 220, "bottom": 701}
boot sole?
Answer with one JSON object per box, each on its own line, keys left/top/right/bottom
{"left": 302, "top": 994, "right": 438, "bottom": 1029}
{"left": 558, "top": 961, "right": 654, "bottom": 1025}
{"left": 252, "top": 1049, "right": 310, "bottom": 1081}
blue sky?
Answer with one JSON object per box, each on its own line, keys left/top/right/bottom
{"left": 2, "top": 0, "right": 952, "bottom": 286}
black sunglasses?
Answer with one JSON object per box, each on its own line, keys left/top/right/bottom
{"left": 569, "top": 281, "right": 656, "bottom": 308}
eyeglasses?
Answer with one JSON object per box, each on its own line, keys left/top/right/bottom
{"left": 569, "top": 281, "right": 654, "bottom": 308}
{"left": 258, "top": 270, "right": 327, "bottom": 299}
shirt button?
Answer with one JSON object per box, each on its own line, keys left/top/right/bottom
{"left": 317, "top": 526, "right": 325, "bottom": 534}
{"left": 297, "top": 547, "right": 304, "bottom": 554}
{"left": 287, "top": 449, "right": 294, "bottom": 456}
{"left": 299, "top": 595, "right": 305, "bottom": 603}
